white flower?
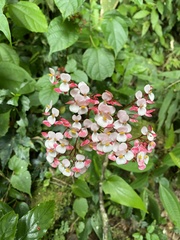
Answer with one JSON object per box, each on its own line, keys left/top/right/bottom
{"left": 47, "top": 108, "right": 59, "bottom": 125}
{"left": 144, "top": 84, "right": 154, "bottom": 101}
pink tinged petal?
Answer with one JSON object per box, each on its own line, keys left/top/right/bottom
{"left": 135, "top": 90, "right": 142, "bottom": 99}
{"left": 76, "top": 154, "right": 85, "bottom": 161}
{"left": 102, "top": 91, "right": 113, "bottom": 101}
{"left": 138, "top": 164, "right": 146, "bottom": 170}
{"left": 78, "top": 128, "right": 88, "bottom": 138}
{"left": 63, "top": 168, "right": 72, "bottom": 177}
{"left": 58, "top": 163, "right": 65, "bottom": 172}
{"left": 141, "top": 126, "right": 148, "bottom": 135}
{"left": 125, "top": 151, "right": 134, "bottom": 161}
{"left": 70, "top": 88, "right": 80, "bottom": 97}
{"left": 69, "top": 104, "right": 80, "bottom": 113}
{"left": 46, "top": 155, "right": 54, "bottom": 163}
{"left": 56, "top": 145, "right": 66, "bottom": 154}
{"left": 83, "top": 119, "right": 92, "bottom": 128}
{"left": 116, "top": 156, "right": 127, "bottom": 165}
{"left": 60, "top": 82, "right": 70, "bottom": 92}
{"left": 45, "top": 100, "right": 53, "bottom": 113}
{"left": 147, "top": 133, "right": 154, "bottom": 141}
{"left": 47, "top": 115, "right": 56, "bottom": 125}
{"left": 62, "top": 159, "right": 70, "bottom": 167}
{"left": 149, "top": 92, "right": 154, "bottom": 101}
{"left": 108, "top": 153, "right": 116, "bottom": 161}
{"left": 60, "top": 73, "right": 71, "bottom": 82}
{"left": 56, "top": 132, "right": 64, "bottom": 140}
{"left": 51, "top": 159, "right": 59, "bottom": 168}
{"left": 52, "top": 108, "right": 59, "bottom": 117}
{"left": 64, "top": 131, "right": 72, "bottom": 139}
{"left": 138, "top": 107, "right": 146, "bottom": 116}
{"left": 78, "top": 82, "right": 90, "bottom": 95}
{"left": 92, "top": 132, "right": 99, "bottom": 142}
{"left": 42, "top": 132, "right": 48, "bottom": 138}
{"left": 43, "top": 120, "right": 51, "bottom": 127}
{"left": 54, "top": 88, "right": 62, "bottom": 93}
{"left": 103, "top": 144, "right": 113, "bottom": 153}
{"left": 78, "top": 106, "right": 88, "bottom": 115}
{"left": 84, "top": 159, "right": 91, "bottom": 167}
{"left": 116, "top": 133, "right": 127, "bottom": 143}
{"left": 72, "top": 122, "right": 82, "bottom": 129}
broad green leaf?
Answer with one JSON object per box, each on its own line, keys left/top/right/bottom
{"left": 142, "top": 21, "right": 150, "bottom": 36}
{"left": 154, "top": 23, "right": 163, "bottom": 37}
{"left": 151, "top": 9, "right": 159, "bottom": 29}
{"left": 130, "top": 173, "right": 149, "bottom": 189}
{"left": 8, "top": 2, "right": 48, "bottom": 32}
{"left": 10, "top": 171, "right": 31, "bottom": 195}
{"left": 0, "top": 201, "right": 13, "bottom": 218}
{"left": 100, "top": 0, "right": 119, "bottom": 14}
{"left": 8, "top": 155, "right": 28, "bottom": 175}
{"left": 0, "top": 211, "right": 18, "bottom": 240}
{"left": 0, "top": 62, "right": 35, "bottom": 94}
{"left": 0, "top": 13, "right": 11, "bottom": 44}
{"left": 91, "top": 212, "right": 103, "bottom": 239}
{"left": 72, "top": 179, "right": 92, "bottom": 198}
{"left": 103, "top": 175, "right": 146, "bottom": 211}
{"left": 111, "top": 160, "right": 154, "bottom": 173}
{"left": 159, "top": 183, "right": 180, "bottom": 229}
{"left": 83, "top": 47, "right": 115, "bottom": 81}
{"left": 0, "top": 110, "right": 10, "bottom": 137}
{"left": 163, "top": 143, "right": 180, "bottom": 166}
{"left": 157, "top": 1, "right": 164, "bottom": 15}
{"left": 0, "top": 0, "right": 6, "bottom": 10}
{"left": 73, "top": 198, "right": 88, "bottom": 219}
{"left": 47, "top": 16, "right": 79, "bottom": 54}
{"left": 14, "top": 202, "right": 29, "bottom": 218}
{"left": 133, "top": 10, "right": 150, "bottom": 19}
{"left": 0, "top": 43, "right": 19, "bottom": 64}
{"left": 65, "top": 59, "right": 77, "bottom": 73}
{"left": 169, "top": 152, "right": 180, "bottom": 168}
{"left": 16, "top": 201, "right": 55, "bottom": 240}
{"left": 71, "top": 70, "right": 88, "bottom": 83}
{"left": 39, "top": 85, "right": 59, "bottom": 106}
{"left": 54, "top": 0, "right": 85, "bottom": 19}
{"left": 101, "top": 16, "right": 128, "bottom": 55}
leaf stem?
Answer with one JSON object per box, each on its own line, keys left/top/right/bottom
{"left": 99, "top": 154, "right": 109, "bottom": 240}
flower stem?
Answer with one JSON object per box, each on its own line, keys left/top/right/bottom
{"left": 99, "top": 154, "right": 109, "bottom": 240}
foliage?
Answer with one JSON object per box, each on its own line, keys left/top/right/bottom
{"left": 0, "top": 0, "right": 180, "bottom": 239}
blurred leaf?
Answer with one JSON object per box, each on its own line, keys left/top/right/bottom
{"left": 103, "top": 175, "right": 146, "bottom": 211}
{"left": 100, "top": 0, "right": 118, "bottom": 14}
{"left": 0, "top": 201, "right": 13, "bottom": 218}
{"left": 0, "top": 43, "right": 19, "bottom": 64}
{"left": 8, "top": 155, "right": 28, "bottom": 174}
{"left": 65, "top": 59, "right": 77, "bottom": 73}
{"left": 163, "top": 143, "right": 180, "bottom": 166}
{"left": 8, "top": 2, "right": 48, "bottom": 32}
{"left": 101, "top": 15, "right": 128, "bottom": 55}
{"left": 14, "top": 202, "right": 29, "bottom": 218}
{"left": 0, "top": 132, "right": 13, "bottom": 169}
{"left": 72, "top": 179, "right": 92, "bottom": 198}
{"left": 0, "top": 110, "right": 10, "bottom": 137}
{"left": 154, "top": 23, "right": 163, "bottom": 37}
{"left": 71, "top": 70, "right": 88, "bottom": 83}
{"left": 0, "top": 13, "right": 11, "bottom": 44}
{"left": 10, "top": 171, "right": 31, "bottom": 196}
{"left": 73, "top": 198, "right": 88, "bottom": 219}
{"left": 16, "top": 201, "right": 55, "bottom": 240}
{"left": 91, "top": 211, "right": 103, "bottom": 240}
{"left": 133, "top": 10, "right": 150, "bottom": 19}
{"left": 147, "top": 190, "right": 161, "bottom": 223}
{"left": 141, "top": 21, "right": 150, "bottom": 36}
{"left": 54, "top": 0, "right": 85, "bottom": 19}
{"left": 0, "top": 0, "right": 6, "bottom": 10}
{"left": 130, "top": 173, "right": 149, "bottom": 189}
{"left": 0, "top": 211, "right": 18, "bottom": 240}
{"left": 151, "top": 9, "right": 159, "bottom": 29}
{"left": 47, "top": 16, "right": 79, "bottom": 54}
{"left": 169, "top": 152, "right": 180, "bottom": 168}
{"left": 165, "top": 97, "right": 178, "bottom": 130}
{"left": 0, "top": 62, "right": 35, "bottom": 94}
{"left": 83, "top": 47, "right": 115, "bottom": 81}
{"left": 165, "top": 125, "right": 175, "bottom": 149}
{"left": 159, "top": 182, "right": 180, "bottom": 229}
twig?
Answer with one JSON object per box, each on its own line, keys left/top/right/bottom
{"left": 99, "top": 154, "right": 109, "bottom": 240}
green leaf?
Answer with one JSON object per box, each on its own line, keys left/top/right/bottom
{"left": 39, "top": 86, "right": 59, "bottom": 106}
{"left": 10, "top": 171, "right": 31, "bottom": 196}
{"left": 101, "top": 16, "right": 128, "bottom": 55}
{"left": 54, "top": 0, "right": 85, "bottom": 19}
{"left": 0, "top": 13, "right": 11, "bottom": 44}
{"left": 91, "top": 211, "right": 103, "bottom": 239}
{"left": 8, "top": 155, "right": 28, "bottom": 174}
{"left": 65, "top": 59, "right": 77, "bottom": 72}
{"left": 133, "top": 10, "right": 150, "bottom": 19}
{"left": 0, "top": 211, "right": 18, "bottom": 240}
{"left": 0, "top": 201, "right": 13, "bottom": 218}
{"left": 154, "top": 23, "right": 163, "bottom": 37}
{"left": 111, "top": 160, "right": 154, "bottom": 173}
{"left": 47, "top": 16, "right": 79, "bottom": 54}
{"left": 0, "top": 0, "right": 6, "bottom": 10}
{"left": 100, "top": 0, "right": 119, "bottom": 14}
{"left": 8, "top": 2, "right": 48, "bottom": 32}
{"left": 103, "top": 175, "right": 146, "bottom": 211}
{"left": 169, "top": 152, "right": 180, "bottom": 168}
{"left": 71, "top": 70, "right": 88, "bottom": 83}
{"left": 0, "top": 43, "right": 19, "bottom": 64}
{"left": 0, "top": 110, "right": 10, "bottom": 137}
{"left": 16, "top": 201, "right": 55, "bottom": 240}
{"left": 83, "top": 47, "right": 115, "bottom": 81}
{"left": 151, "top": 9, "right": 159, "bottom": 29}
{"left": 141, "top": 21, "right": 150, "bottom": 36}
{"left": 71, "top": 179, "right": 92, "bottom": 198}
{"left": 73, "top": 198, "right": 88, "bottom": 219}
{"left": 0, "top": 62, "right": 35, "bottom": 94}
{"left": 165, "top": 125, "right": 175, "bottom": 149}
{"left": 159, "top": 183, "right": 180, "bottom": 229}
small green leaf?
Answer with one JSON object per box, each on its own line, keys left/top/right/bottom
{"left": 83, "top": 47, "right": 115, "bottom": 81}
{"left": 169, "top": 152, "right": 180, "bottom": 168}
{"left": 165, "top": 125, "right": 175, "bottom": 149}
{"left": 73, "top": 198, "right": 88, "bottom": 219}
{"left": 159, "top": 183, "right": 180, "bottom": 229}
{"left": 154, "top": 23, "right": 163, "bottom": 37}
{"left": 65, "top": 59, "right": 77, "bottom": 73}
{"left": 10, "top": 171, "right": 31, "bottom": 196}
{"left": 8, "top": 2, "right": 48, "bottom": 32}
{"left": 151, "top": 9, "right": 159, "bottom": 29}
{"left": 0, "top": 43, "right": 19, "bottom": 64}
{"left": 103, "top": 175, "right": 146, "bottom": 211}
{"left": 91, "top": 212, "right": 103, "bottom": 239}
{"left": 54, "top": 0, "right": 85, "bottom": 19}
{"left": 0, "top": 201, "right": 13, "bottom": 218}
{"left": 47, "top": 16, "right": 79, "bottom": 54}
{"left": 72, "top": 179, "right": 92, "bottom": 198}
{"left": 71, "top": 70, "right": 88, "bottom": 83}
{"left": 101, "top": 16, "right": 128, "bottom": 55}
{"left": 0, "top": 211, "right": 18, "bottom": 240}
{"left": 0, "top": 110, "right": 10, "bottom": 137}
{"left": 101, "top": 0, "right": 119, "bottom": 14}
{"left": 133, "top": 10, "right": 150, "bottom": 19}
{"left": 16, "top": 201, "right": 55, "bottom": 239}
{"left": 142, "top": 21, "right": 150, "bottom": 36}
{"left": 0, "top": 13, "right": 11, "bottom": 44}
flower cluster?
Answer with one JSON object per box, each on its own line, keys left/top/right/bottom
{"left": 42, "top": 69, "right": 156, "bottom": 177}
